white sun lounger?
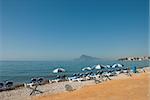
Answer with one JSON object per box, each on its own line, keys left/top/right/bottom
{"left": 68, "top": 77, "right": 85, "bottom": 82}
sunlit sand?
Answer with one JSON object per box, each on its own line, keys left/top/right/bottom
{"left": 33, "top": 72, "right": 150, "bottom": 100}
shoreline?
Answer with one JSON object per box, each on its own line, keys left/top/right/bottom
{"left": 0, "top": 67, "right": 150, "bottom": 100}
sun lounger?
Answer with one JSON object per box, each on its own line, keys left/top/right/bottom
{"left": 30, "top": 78, "right": 37, "bottom": 84}
{"left": 68, "top": 77, "right": 79, "bottom": 82}
{"left": 51, "top": 75, "right": 68, "bottom": 83}
{"left": 85, "top": 76, "right": 90, "bottom": 80}
{"left": 68, "top": 76, "right": 85, "bottom": 82}
{"left": 25, "top": 77, "right": 46, "bottom": 87}
{"left": 89, "top": 74, "right": 99, "bottom": 79}
{"left": 24, "top": 78, "right": 44, "bottom": 95}
{"left": 0, "top": 81, "right": 14, "bottom": 91}
{"left": 5, "top": 81, "right": 14, "bottom": 90}
{"left": 24, "top": 83, "right": 35, "bottom": 87}
{"left": 24, "top": 78, "right": 37, "bottom": 87}
{"left": 51, "top": 79, "right": 61, "bottom": 83}
{"left": 115, "top": 71, "right": 122, "bottom": 75}
{"left": 37, "top": 77, "right": 46, "bottom": 85}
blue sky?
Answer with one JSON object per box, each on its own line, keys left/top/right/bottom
{"left": 1, "top": 0, "right": 149, "bottom": 60}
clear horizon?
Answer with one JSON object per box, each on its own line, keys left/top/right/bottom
{"left": 1, "top": 0, "right": 149, "bottom": 60}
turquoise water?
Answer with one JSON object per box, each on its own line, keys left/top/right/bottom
{"left": 0, "top": 60, "right": 149, "bottom": 83}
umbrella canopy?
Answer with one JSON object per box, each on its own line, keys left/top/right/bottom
{"left": 112, "top": 64, "right": 123, "bottom": 68}
{"left": 82, "top": 67, "right": 92, "bottom": 71}
{"left": 94, "top": 64, "right": 106, "bottom": 70}
{"left": 53, "top": 68, "right": 65, "bottom": 73}
{"left": 95, "top": 64, "right": 101, "bottom": 69}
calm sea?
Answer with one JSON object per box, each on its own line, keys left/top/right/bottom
{"left": 0, "top": 60, "right": 149, "bottom": 83}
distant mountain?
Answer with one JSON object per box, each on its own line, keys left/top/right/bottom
{"left": 74, "top": 55, "right": 101, "bottom": 61}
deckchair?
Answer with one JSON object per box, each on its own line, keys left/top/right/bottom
{"left": 29, "top": 85, "right": 43, "bottom": 95}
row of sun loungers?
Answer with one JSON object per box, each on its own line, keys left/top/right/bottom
{"left": 19, "top": 65, "right": 144, "bottom": 87}
{"left": 24, "top": 77, "right": 47, "bottom": 87}
{"left": 49, "top": 66, "right": 131, "bottom": 83}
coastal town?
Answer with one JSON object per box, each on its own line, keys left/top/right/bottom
{"left": 118, "top": 56, "right": 150, "bottom": 61}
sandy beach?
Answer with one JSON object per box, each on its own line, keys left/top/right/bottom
{"left": 0, "top": 67, "right": 150, "bottom": 100}
{"left": 33, "top": 71, "right": 150, "bottom": 100}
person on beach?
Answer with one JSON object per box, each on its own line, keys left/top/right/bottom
{"left": 127, "top": 67, "right": 132, "bottom": 76}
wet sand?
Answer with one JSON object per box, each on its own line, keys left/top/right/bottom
{"left": 34, "top": 72, "right": 150, "bottom": 100}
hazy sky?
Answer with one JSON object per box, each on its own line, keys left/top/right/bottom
{"left": 1, "top": 0, "right": 149, "bottom": 60}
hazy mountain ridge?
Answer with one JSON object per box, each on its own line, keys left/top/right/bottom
{"left": 74, "top": 55, "right": 101, "bottom": 61}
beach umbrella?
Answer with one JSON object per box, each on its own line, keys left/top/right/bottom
{"left": 53, "top": 68, "right": 65, "bottom": 73}
{"left": 112, "top": 64, "right": 123, "bottom": 68}
{"left": 82, "top": 67, "right": 92, "bottom": 71}
{"left": 94, "top": 64, "right": 106, "bottom": 70}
